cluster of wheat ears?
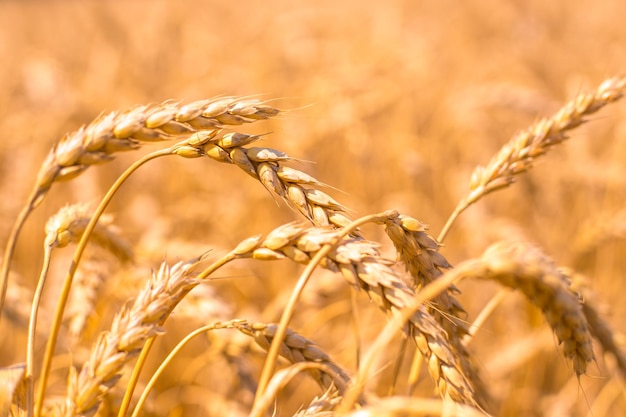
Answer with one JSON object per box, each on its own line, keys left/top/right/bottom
{"left": 1, "top": 77, "right": 625, "bottom": 417}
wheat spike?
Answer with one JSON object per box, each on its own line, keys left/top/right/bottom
{"left": 235, "top": 322, "right": 353, "bottom": 394}
{"left": 33, "top": 98, "right": 280, "bottom": 207}
{"left": 449, "top": 242, "right": 595, "bottom": 376}
{"left": 467, "top": 77, "right": 626, "bottom": 205}
{"left": 233, "top": 222, "right": 485, "bottom": 409}
{"left": 566, "top": 269, "right": 626, "bottom": 380}
{"left": 59, "top": 258, "right": 201, "bottom": 416}
{"left": 194, "top": 135, "right": 353, "bottom": 230}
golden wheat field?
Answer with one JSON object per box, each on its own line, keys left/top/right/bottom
{"left": 1, "top": 1, "right": 626, "bottom": 416}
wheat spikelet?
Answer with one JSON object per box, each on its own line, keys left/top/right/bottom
{"left": 33, "top": 98, "right": 280, "bottom": 207}
{"left": 449, "top": 242, "right": 595, "bottom": 376}
{"left": 233, "top": 222, "right": 484, "bottom": 409}
{"left": 59, "top": 258, "right": 201, "bottom": 416}
{"left": 234, "top": 322, "right": 352, "bottom": 393}
{"left": 466, "top": 76, "right": 625, "bottom": 206}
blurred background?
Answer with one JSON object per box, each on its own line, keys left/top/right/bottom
{"left": 1, "top": 0, "right": 625, "bottom": 416}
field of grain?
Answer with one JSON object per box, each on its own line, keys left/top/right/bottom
{"left": 1, "top": 1, "right": 626, "bottom": 416}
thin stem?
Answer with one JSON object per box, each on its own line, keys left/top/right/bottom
{"left": 388, "top": 337, "right": 408, "bottom": 396}
{"left": 463, "top": 289, "right": 509, "bottom": 346}
{"left": 0, "top": 190, "right": 37, "bottom": 325}
{"left": 117, "top": 252, "right": 237, "bottom": 417}
{"left": 34, "top": 145, "right": 179, "bottom": 417}
{"left": 25, "top": 245, "right": 52, "bottom": 417}
{"left": 407, "top": 348, "right": 424, "bottom": 396}
{"left": 439, "top": 185, "right": 489, "bottom": 244}
{"left": 252, "top": 211, "right": 394, "bottom": 408}
{"left": 438, "top": 202, "right": 466, "bottom": 244}
{"left": 130, "top": 321, "right": 242, "bottom": 417}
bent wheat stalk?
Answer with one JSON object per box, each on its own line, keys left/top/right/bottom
{"left": 439, "top": 76, "right": 626, "bottom": 242}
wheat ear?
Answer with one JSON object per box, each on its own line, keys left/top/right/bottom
{"left": 58, "top": 258, "right": 201, "bottom": 417}
{"left": 292, "top": 388, "right": 342, "bottom": 416}
{"left": 382, "top": 215, "right": 490, "bottom": 406}
{"left": 235, "top": 321, "right": 353, "bottom": 398}
{"left": 440, "top": 76, "right": 626, "bottom": 241}
{"left": 34, "top": 97, "right": 279, "bottom": 207}
{"left": 451, "top": 242, "right": 595, "bottom": 376}
{"left": 233, "top": 218, "right": 484, "bottom": 410}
